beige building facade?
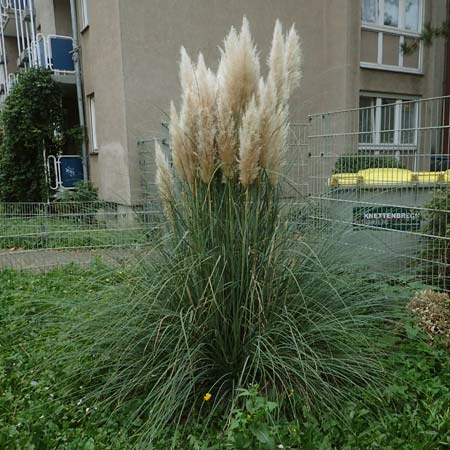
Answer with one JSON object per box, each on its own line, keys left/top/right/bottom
{"left": 0, "top": 0, "right": 447, "bottom": 204}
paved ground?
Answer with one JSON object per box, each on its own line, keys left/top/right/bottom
{"left": 0, "top": 247, "right": 145, "bottom": 271}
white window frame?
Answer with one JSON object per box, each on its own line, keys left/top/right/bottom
{"left": 88, "top": 94, "right": 98, "bottom": 153}
{"left": 361, "top": 0, "right": 424, "bottom": 74}
{"left": 80, "top": 0, "right": 89, "bottom": 30}
{"left": 359, "top": 93, "right": 419, "bottom": 151}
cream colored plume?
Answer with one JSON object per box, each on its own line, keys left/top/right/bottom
{"left": 169, "top": 102, "right": 188, "bottom": 182}
{"left": 177, "top": 47, "right": 199, "bottom": 187}
{"left": 239, "top": 96, "right": 261, "bottom": 188}
{"left": 165, "top": 17, "right": 302, "bottom": 191}
{"left": 195, "top": 53, "right": 217, "bottom": 183}
{"left": 284, "top": 25, "right": 303, "bottom": 98}
{"left": 217, "top": 17, "right": 261, "bottom": 180}
{"left": 264, "top": 108, "right": 289, "bottom": 185}
{"left": 267, "top": 20, "right": 286, "bottom": 103}
{"left": 217, "top": 17, "right": 260, "bottom": 117}
{"left": 155, "top": 141, "right": 174, "bottom": 218}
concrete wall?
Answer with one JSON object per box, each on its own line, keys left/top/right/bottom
{"left": 117, "top": 0, "right": 361, "bottom": 203}
{"left": 35, "top": 0, "right": 56, "bottom": 35}
{"left": 53, "top": 0, "right": 73, "bottom": 36}
{"left": 77, "top": 0, "right": 131, "bottom": 204}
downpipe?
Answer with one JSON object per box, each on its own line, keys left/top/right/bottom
{"left": 69, "top": 0, "right": 88, "bottom": 181}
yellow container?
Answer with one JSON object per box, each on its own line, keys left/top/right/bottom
{"left": 413, "top": 171, "right": 444, "bottom": 183}
{"left": 442, "top": 170, "right": 450, "bottom": 183}
{"left": 358, "top": 168, "right": 414, "bottom": 185}
{"left": 328, "top": 173, "right": 362, "bottom": 187}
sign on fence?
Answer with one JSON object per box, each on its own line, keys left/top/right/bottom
{"left": 353, "top": 207, "right": 422, "bottom": 231}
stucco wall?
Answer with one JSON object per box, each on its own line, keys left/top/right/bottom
{"left": 117, "top": 0, "right": 361, "bottom": 203}
{"left": 35, "top": 0, "right": 56, "bottom": 35}
{"left": 77, "top": 0, "right": 131, "bottom": 204}
{"left": 53, "top": 0, "right": 73, "bottom": 37}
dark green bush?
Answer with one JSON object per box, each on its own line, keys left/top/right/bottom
{"left": 0, "top": 68, "right": 65, "bottom": 202}
{"left": 334, "top": 154, "right": 405, "bottom": 173}
{"left": 54, "top": 181, "right": 99, "bottom": 203}
{"left": 420, "top": 188, "right": 450, "bottom": 289}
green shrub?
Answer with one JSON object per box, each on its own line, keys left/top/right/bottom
{"left": 54, "top": 180, "right": 99, "bottom": 203}
{"left": 334, "top": 154, "right": 405, "bottom": 173}
{"left": 420, "top": 188, "right": 450, "bottom": 289}
{"left": 52, "top": 181, "right": 101, "bottom": 225}
{"left": 0, "top": 68, "right": 65, "bottom": 202}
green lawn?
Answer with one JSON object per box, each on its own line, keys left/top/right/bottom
{"left": 1, "top": 266, "right": 449, "bottom": 449}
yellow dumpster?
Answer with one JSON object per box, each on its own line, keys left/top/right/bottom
{"left": 328, "top": 173, "right": 362, "bottom": 187}
{"left": 413, "top": 172, "right": 444, "bottom": 183}
{"left": 358, "top": 168, "right": 414, "bottom": 185}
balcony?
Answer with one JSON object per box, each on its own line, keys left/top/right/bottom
{"left": 23, "top": 34, "right": 75, "bottom": 83}
{"left": 0, "top": 34, "right": 75, "bottom": 104}
{"left": 0, "top": 0, "right": 33, "bottom": 38}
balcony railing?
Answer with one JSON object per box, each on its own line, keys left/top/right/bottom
{"left": 0, "top": 34, "right": 74, "bottom": 104}
{"left": 0, "top": 0, "right": 29, "bottom": 11}
{"left": 24, "top": 34, "right": 75, "bottom": 74}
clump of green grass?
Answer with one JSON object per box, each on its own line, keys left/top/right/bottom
{"left": 3, "top": 266, "right": 449, "bottom": 449}
{"left": 40, "top": 18, "right": 417, "bottom": 449}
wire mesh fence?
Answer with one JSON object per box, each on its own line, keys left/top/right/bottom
{"left": 307, "top": 95, "right": 450, "bottom": 290}
{"left": 0, "top": 200, "right": 163, "bottom": 269}
{"left": 3, "top": 96, "right": 450, "bottom": 281}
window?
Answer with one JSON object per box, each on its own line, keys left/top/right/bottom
{"left": 384, "top": 0, "right": 399, "bottom": 28}
{"left": 362, "top": 0, "right": 378, "bottom": 23}
{"left": 405, "top": 0, "right": 420, "bottom": 31}
{"left": 88, "top": 94, "right": 98, "bottom": 152}
{"left": 361, "top": 0, "right": 422, "bottom": 72}
{"left": 361, "top": 0, "right": 421, "bottom": 32}
{"left": 80, "top": 0, "right": 89, "bottom": 29}
{"left": 359, "top": 96, "right": 418, "bottom": 147}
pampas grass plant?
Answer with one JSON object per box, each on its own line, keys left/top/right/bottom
{"left": 49, "top": 18, "right": 406, "bottom": 448}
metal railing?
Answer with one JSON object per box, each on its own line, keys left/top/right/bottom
{"left": 0, "top": 201, "right": 163, "bottom": 269}
{"left": 0, "top": 0, "right": 36, "bottom": 99}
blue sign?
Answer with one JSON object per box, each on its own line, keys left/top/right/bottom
{"left": 60, "top": 157, "right": 83, "bottom": 188}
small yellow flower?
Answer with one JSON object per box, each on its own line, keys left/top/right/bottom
{"left": 203, "top": 392, "right": 212, "bottom": 401}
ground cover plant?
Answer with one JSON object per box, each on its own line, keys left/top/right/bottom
{"left": 26, "top": 18, "right": 439, "bottom": 449}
